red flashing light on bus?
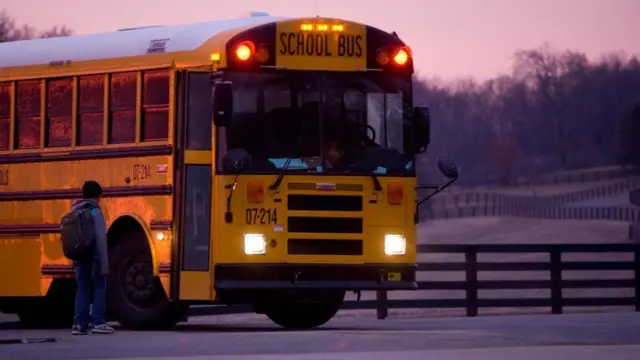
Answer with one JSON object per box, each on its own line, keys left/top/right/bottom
{"left": 376, "top": 46, "right": 412, "bottom": 68}
{"left": 235, "top": 41, "right": 255, "bottom": 61}
{"left": 393, "top": 48, "right": 409, "bottom": 65}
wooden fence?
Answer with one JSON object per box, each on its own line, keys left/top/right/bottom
{"left": 189, "top": 243, "right": 640, "bottom": 320}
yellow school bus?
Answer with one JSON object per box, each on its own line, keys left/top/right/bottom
{"left": 0, "top": 13, "right": 458, "bottom": 330}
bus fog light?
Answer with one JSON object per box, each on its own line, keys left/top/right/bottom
{"left": 384, "top": 234, "right": 406, "bottom": 255}
{"left": 244, "top": 233, "right": 267, "bottom": 255}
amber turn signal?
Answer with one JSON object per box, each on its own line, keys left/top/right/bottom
{"left": 247, "top": 179, "right": 264, "bottom": 203}
{"left": 386, "top": 182, "right": 404, "bottom": 205}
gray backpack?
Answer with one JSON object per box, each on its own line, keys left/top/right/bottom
{"left": 60, "top": 203, "right": 96, "bottom": 261}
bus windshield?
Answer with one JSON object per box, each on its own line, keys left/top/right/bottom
{"left": 216, "top": 71, "right": 414, "bottom": 176}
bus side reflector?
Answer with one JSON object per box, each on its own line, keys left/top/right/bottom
{"left": 387, "top": 182, "right": 404, "bottom": 205}
{"left": 247, "top": 179, "right": 264, "bottom": 203}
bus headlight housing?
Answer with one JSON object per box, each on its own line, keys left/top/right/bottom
{"left": 384, "top": 234, "right": 406, "bottom": 255}
{"left": 244, "top": 233, "right": 267, "bottom": 255}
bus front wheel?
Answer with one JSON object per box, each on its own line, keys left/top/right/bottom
{"left": 107, "top": 231, "right": 188, "bottom": 330}
{"left": 263, "top": 290, "right": 345, "bottom": 330}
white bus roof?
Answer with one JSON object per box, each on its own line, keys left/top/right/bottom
{"left": 0, "top": 14, "right": 285, "bottom": 68}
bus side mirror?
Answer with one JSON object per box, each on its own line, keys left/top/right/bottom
{"left": 222, "top": 149, "right": 252, "bottom": 174}
{"left": 412, "top": 106, "right": 430, "bottom": 154}
{"left": 437, "top": 156, "right": 459, "bottom": 179}
{"left": 212, "top": 81, "right": 233, "bottom": 127}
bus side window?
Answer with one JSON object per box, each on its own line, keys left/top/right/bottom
{"left": 186, "top": 73, "right": 212, "bottom": 150}
{"left": 78, "top": 75, "right": 105, "bottom": 146}
{"left": 0, "top": 82, "right": 10, "bottom": 150}
{"left": 15, "top": 80, "right": 41, "bottom": 149}
{"left": 108, "top": 72, "right": 136, "bottom": 144}
{"left": 142, "top": 70, "right": 170, "bottom": 142}
{"left": 46, "top": 78, "right": 73, "bottom": 148}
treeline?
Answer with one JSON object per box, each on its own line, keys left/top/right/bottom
{"left": 415, "top": 45, "right": 640, "bottom": 186}
{"left": 0, "top": 10, "right": 71, "bottom": 42}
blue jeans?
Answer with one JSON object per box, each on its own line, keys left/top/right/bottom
{"left": 74, "top": 259, "right": 107, "bottom": 328}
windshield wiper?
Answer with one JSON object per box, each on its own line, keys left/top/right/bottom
{"left": 356, "top": 165, "right": 382, "bottom": 192}
{"left": 269, "top": 156, "right": 294, "bottom": 190}
{"left": 369, "top": 171, "right": 383, "bottom": 191}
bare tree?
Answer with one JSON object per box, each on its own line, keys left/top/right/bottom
{"left": 0, "top": 9, "right": 72, "bottom": 43}
{"left": 616, "top": 103, "right": 640, "bottom": 167}
{"left": 415, "top": 47, "right": 640, "bottom": 186}
{"left": 40, "top": 25, "right": 73, "bottom": 38}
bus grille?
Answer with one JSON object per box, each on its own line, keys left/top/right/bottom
{"left": 287, "top": 194, "right": 362, "bottom": 211}
{"left": 286, "top": 192, "right": 364, "bottom": 255}
{"left": 287, "top": 216, "right": 362, "bottom": 233}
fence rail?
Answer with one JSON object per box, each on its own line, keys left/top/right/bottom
{"left": 189, "top": 243, "right": 640, "bottom": 320}
{"left": 434, "top": 177, "right": 639, "bottom": 209}
{"left": 421, "top": 204, "right": 640, "bottom": 222}
{"left": 436, "top": 165, "right": 639, "bottom": 188}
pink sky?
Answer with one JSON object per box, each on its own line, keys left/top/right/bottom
{"left": 3, "top": 0, "right": 639, "bottom": 80}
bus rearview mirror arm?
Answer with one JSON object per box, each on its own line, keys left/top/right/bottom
{"left": 415, "top": 174, "right": 458, "bottom": 208}
{"left": 414, "top": 156, "right": 460, "bottom": 221}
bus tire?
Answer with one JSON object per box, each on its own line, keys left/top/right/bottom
{"left": 264, "top": 290, "right": 345, "bottom": 330}
{"left": 107, "top": 231, "right": 188, "bottom": 330}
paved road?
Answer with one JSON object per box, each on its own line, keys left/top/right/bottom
{"left": 1, "top": 312, "right": 639, "bottom": 360}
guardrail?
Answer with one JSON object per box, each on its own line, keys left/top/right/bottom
{"left": 189, "top": 243, "right": 640, "bottom": 320}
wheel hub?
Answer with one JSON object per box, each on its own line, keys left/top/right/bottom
{"left": 122, "top": 258, "right": 156, "bottom": 306}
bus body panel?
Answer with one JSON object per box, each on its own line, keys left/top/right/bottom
{"left": 0, "top": 152, "right": 175, "bottom": 297}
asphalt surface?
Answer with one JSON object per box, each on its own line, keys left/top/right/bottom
{"left": 1, "top": 311, "right": 639, "bottom": 359}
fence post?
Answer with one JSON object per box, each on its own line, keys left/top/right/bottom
{"left": 635, "top": 248, "right": 640, "bottom": 312}
{"left": 550, "top": 249, "right": 563, "bottom": 314}
{"left": 465, "top": 250, "right": 478, "bottom": 317}
{"left": 376, "top": 290, "right": 388, "bottom": 320}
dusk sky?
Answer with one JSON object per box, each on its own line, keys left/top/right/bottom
{"left": 3, "top": 0, "right": 639, "bottom": 80}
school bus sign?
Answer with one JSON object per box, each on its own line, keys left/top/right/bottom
{"left": 275, "top": 20, "right": 367, "bottom": 71}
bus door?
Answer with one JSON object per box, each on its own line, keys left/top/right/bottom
{"left": 173, "top": 70, "right": 215, "bottom": 301}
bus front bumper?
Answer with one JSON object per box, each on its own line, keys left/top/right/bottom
{"left": 213, "top": 263, "right": 418, "bottom": 291}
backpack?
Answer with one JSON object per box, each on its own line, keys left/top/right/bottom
{"left": 60, "top": 203, "right": 97, "bottom": 261}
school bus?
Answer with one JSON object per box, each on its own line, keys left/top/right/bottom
{"left": 0, "top": 13, "right": 458, "bottom": 330}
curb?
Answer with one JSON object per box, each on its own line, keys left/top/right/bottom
{"left": 0, "top": 337, "right": 59, "bottom": 345}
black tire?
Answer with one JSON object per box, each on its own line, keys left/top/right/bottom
{"left": 264, "top": 290, "right": 345, "bottom": 330}
{"left": 107, "top": 231, "right": 188, "bottom": 330}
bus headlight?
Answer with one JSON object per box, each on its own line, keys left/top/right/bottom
{"left": 384, "top": 234, "right": 406, "bottom": 255}
{"left": 244, "top": 233, "right": 267, "bottom": 255}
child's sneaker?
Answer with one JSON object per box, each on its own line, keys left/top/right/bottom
{"left": 91, "top": 323, "right": 115, "bottom": 334}
{"left": 71, "top": 324, "right": 89, "bottom": 335}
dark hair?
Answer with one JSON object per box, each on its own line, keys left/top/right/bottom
{"left": 82, "top": 180, "right": 103, "bottom": 199}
